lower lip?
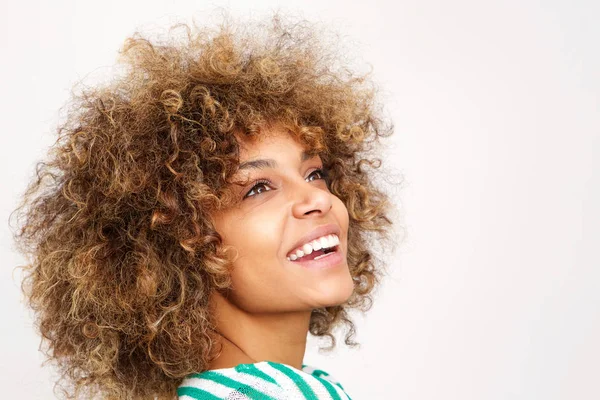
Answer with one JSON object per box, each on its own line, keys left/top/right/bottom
{"left": 288, "top": 247, "right": 344, "bottom": 269}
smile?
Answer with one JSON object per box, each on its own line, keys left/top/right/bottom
{"left": 286, "top": 234, "right": 340, "bottom": 261}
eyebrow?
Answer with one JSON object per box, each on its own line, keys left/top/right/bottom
{"left": 238, "top": 150, "right": 316, "bottom": 170}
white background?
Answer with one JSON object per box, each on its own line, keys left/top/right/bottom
{"left": 1, "top": 1, "right": 599, "bottom": 399}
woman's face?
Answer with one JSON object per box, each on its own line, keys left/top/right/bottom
{"left": 211, "top": 126, "right": 354, "bottom": 313}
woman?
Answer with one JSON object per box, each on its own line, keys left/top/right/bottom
{"left": 11, "top": 13, "right": 395, "bottom": 399}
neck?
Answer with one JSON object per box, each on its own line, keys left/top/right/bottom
{"left": 209, "top": 289, "right": 311, "bottom": 371}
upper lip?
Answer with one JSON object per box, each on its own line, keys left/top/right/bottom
{"left": 287, "top": 223, "right": 341, "bottom": 255}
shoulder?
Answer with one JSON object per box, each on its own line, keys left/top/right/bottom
{"left": 301, "top": 364, "right": 348, "bottom": 393}
{"left": 177, "top": 361, "right": 352, "bottom": 400}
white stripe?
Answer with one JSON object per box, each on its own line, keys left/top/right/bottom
{"left": 321, "top": 373, "right": 340, "bottom": 385}
{"left": 304, "top": 368, "right": 350, "bottom": 399}
{"left": 321, "top": 376, "right": 351, "bottom": 399}
{"left": 179, "top": 376, "right": 236, "bottom": 398}
{"left": 302, "top": 365, "right": 316, "bottom": 375}
{"left": 300, "top": 372, "right": 338, "bottom": 400}
{"left": 219, "top": 369, "right": 282, "bottom": 397}
{"left": 255, "top": 362, "right": 306, "bottom": 399}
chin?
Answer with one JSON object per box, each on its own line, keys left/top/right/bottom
{"left": 317, "top": 275, "right": 355, "bottom": 307}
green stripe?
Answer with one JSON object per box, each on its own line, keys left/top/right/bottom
{"left": 327, "top": 379, "right": 345, "bottom": 391}
{"left": 314, "top": 376, "right": 343, "bottom": 400}
{"left": 234, "top": 363, "right": 279, "bottom": 386}
{"left": 177, "top": 386, "right": 222, "bottom": 400}
{"left": 268, "top": 362, "right": 318, "bottom": 400}
{"left": 306, "top": 367, "right": 349, "bottom": 398}
{"left": 312, "top": 369, "right": 346, "bottom": 389}
{"left": 312, "top": 369, "right": 329, "bottom": 378}
{"left": 198, "top": 371, "right": 277, "bottom": 400}
{"left": 314, "top": 370, "right": 346, "bottom": 391}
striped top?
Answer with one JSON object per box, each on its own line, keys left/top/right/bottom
{"left": 177, "top": 361, "right": 353, "bottom": 400}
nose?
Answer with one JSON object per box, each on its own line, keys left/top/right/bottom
{"left": 290, "top": 178, "right": 333, "bottom": 217}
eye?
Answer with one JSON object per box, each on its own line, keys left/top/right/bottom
{"left": 242, "top": 167, "right": 330, "bottom": 200}
{"left": 307, "top": 168, "right": 329, "bottom": 183}
{"left": 243, "top": 179, "right": 273, "bottom": 199}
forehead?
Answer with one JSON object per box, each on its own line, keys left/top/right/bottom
{"left": 236, "top": 128, "right": 302, "bottom": 157}
{"left": 235, "top": 126, "right": 323, "bottom": 165}
{"left": 223, "top": 127, "right": 323, "bottom": 195}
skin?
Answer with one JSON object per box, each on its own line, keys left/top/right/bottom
{"left": 207, "top": 124, "right": 354, "bottom": 371}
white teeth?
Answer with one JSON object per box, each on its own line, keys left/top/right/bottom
{"left": 287, "top": 233, "right": 339, "bottom": 261}
{"left": 311, "top": 239, "right": 322, "bottom": 251}
{"left": 302, "top": 243, "right": 313, "bottom": 255}
{"left": 320, "top": 236, "right": 328, "bottom": 248}
{"left": 327, "top": 235, "right": 335, "bottom": 247}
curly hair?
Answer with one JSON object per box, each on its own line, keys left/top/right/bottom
{"left": 10, "top": 13, "right": 397, "bottom": 399}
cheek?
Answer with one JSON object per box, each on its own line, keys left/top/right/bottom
{"left": 222, "top": 210, "right": 285, "bottom": 283}
{"left": 237, "top": 211, "right": 283, "bottom": 256}
{"left": 219, "top": 206, "right": 281, "bottom": 251}
{"left": 226, "top": 244, "right": 292, "bottom": 313}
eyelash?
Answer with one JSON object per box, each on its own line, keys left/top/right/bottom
{"left": 243, "top": 168, "right": 330, "bottom": 200}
